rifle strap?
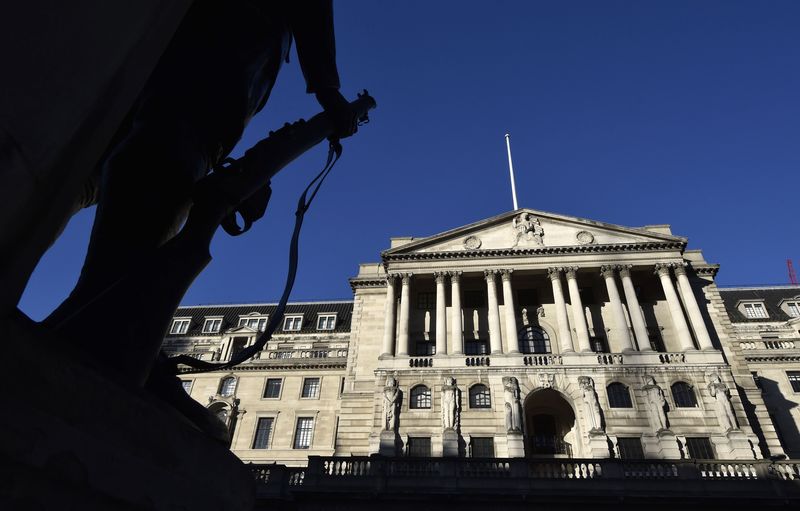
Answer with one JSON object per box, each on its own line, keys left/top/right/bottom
{"left": 170, "top": 139, "right": 343, "bottom": 374}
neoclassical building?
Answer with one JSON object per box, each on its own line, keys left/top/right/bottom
{"left": 165, "top": 209, "right": 798, "bottom": 467}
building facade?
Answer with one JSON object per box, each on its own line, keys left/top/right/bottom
{"left": 164, "top": 209, "right": 799, "bottom": 466}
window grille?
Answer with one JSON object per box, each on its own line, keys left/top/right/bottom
{"left": 410, "top": 385, "right": 431, "bottom": 409}
{"left": 743, "top": 303, "right": 768, "bottom": 319}
{"left": 302, "top": 377, "right": 321, "bottom": 398}
{"left": 293, "top": 417, "right": 314, "bottom": 449}
{"left": 220, "top": 376, "right": 236, "bottom": 397}
{"left": 469, "top": 384, "right": 491, "bottom": 408}
{"left": 519, "top": 326, "right": 551, "bottom": 353}
{"left": 252, "top": 418, "right": 274, "bottom": 449}
{"left": 264, "top": 378, "right": 282, "bottom": 398}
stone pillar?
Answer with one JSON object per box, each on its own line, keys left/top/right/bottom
{"left": 674, "top": 264, "right": 715, "bottom": 351}
{"left": 565, "top": 267, "right": 592, "bottom": 353}
{"left": 618, "top": 265, "right": 650, "bottom": 351}
{"left": 654, "top": 264, "right": 695, "bottom": 352}
{"left": 547, "top": 267, "right": 574, "bottom": 353}
{"left": 450, "top": 271, "right": 464, "bottom": 354}
{"left": 381, "top": 274, "right": 397, "bottom": 356}
{"left": 600, "top": 265, "right": 635, "bottom": 352}
{"left": 485, "top": 270, "right": 503, "bottom": 354}
{"left": 435, "top": 272, "right": 448, "bottom": 355}
{"left": 500, "top": 270, "right": 519, "bottom": 354}
{"left": 397, "top": 273, "right": 412, "bottom": 356}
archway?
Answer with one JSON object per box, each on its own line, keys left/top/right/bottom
{"left": 523, "top": 389, "right": 576, "bottom": 458}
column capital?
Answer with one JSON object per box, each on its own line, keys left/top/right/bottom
{"left": 401, "top": 273, "right": 413, "bottom": 285}
{"left": 484, "top": 269, "right": 498, "bottom": 281}
{"left": 547, "top": 267, "right": 564, "bottom": 280}
{"left": 618, "top": 264, "right": 633, "bottom": 278}
{"left": 653, "top": 263, "right": 672, "bottom": 277}
{"left": 600, "top": 265, "right": 618, "bottom": 278}
{"left": 499, "top": 269, "right": 514, "bottom": 282}
{"left": 673, "top": 262, "right": 688, "bottom": 277}
{"left": 386, "top": 272, "right": 401, "bottom": 280}
{"left": 565, "top": 266, "right": 580, "bottom": 279}
{"left": 449, "top": 270, "right": 462, "bottom": 282}
{"left": 434, "top": 272, "right": 448, "bottom": 284}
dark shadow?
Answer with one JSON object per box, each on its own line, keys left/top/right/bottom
{"left": 756, "top": 377, "right": 799, "bottom": 458}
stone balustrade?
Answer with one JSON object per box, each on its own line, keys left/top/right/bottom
{"left": 740, "top": 339, "right": 797, "bottom": 350}
{"left": 265, "top": 348, "right": 348, "bottom": 360}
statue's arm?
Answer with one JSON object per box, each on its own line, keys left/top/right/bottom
{"left": 287, "top": 0, "right": 341, "bottom": 93}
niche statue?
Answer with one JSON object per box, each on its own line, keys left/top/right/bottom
{"left": 441, "top": 377, "right": 459, "bottom": 431}
{"left": 383, "top": 376, "right": 400, "bottom": 432}
{"left": 579, "top": 376, "right": 603, "bottom": 433}
{"left": 503, "top": 376, "right": 523, "bottom": 432}
{"left": 643, "top": 376, "right": 668, "bottom": 432}
{"left": 707, "top": 372, "right": 738, "bottom": 432}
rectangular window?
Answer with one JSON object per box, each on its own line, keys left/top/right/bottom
{"left": 415, "top": 341, "right": 435, "bottom": 356}
{"left": 743, "top": 303, "right": 768, "bottom": 319}
{"left": 252, "top": 417, "right": 274, "bottom": 449}
{"left": 263, "top": 378, "right": 282, "bottom": 398}
{"left": 464, "top": 340, "right": 489, "bottom": 355}
{"left": 293, "top": 417, "right": 314, "bottom": 449}
{"left": 463, "top": 290, "right": 485, "bottom": 308}
{"left": 202, "top": 318, "right": 222, "bottom": 333}
{"left": 416, "top": 292, "right": 435, "bottom": 310}
{"left": 471, "top": 437, "right": 495, "bottom": 458}
{"left": 230, "top": 336, "right": 248, "bottom": 358}
{"left": 301, "top": 377, "right": 321, "bottom": 398}
{"left": 181, "top": 380, "right": 193, "bottom": 393}
{"left": 170, "top": 319, "right": 190, "bottom": 335}
{"left": 788, "top": 302, "right": 800, "bottom": 318}
{"left": 617, "top": 437, "right": 644, "bottom": 459}
{"left": 407, "top": 437, "right": 431, "bottom": 457}
{"left": 686, "top": 437, "right": 715, "bottom": 459}
{"left": 590, "top": 336, "right": 608, "bottom": 353}
{"left": 787, "top": 371, "right": 800, "bottom": 392}
{"left": 283, "top": 316, "right": 303, "bottom": 331}
{"left": 238, "top": 316, "right": 268, "bottom": 332}
{"left": 316, "top": 314, "right": 337, "bottom": 330}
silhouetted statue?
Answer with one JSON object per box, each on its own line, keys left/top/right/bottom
{"left": 39, "top": 0, "right": 373, "bottom": 441}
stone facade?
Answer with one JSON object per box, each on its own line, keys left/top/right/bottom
{"left": 165, "top": 209, "right": 799, "bottom": 465}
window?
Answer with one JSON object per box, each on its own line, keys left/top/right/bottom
{"left": 252, "top": 417, "right": 274, "bottom": 449}
{"left": 590, "top": 336, "right": 608, "bottom": 353}
{"left": 607, "top": 382, "right": 633, "bottom": 408}
{"left": 202, "top": 318, "right": 222, "bottom": 333}
{"left": 407, "top": 437, "right": 431, "bottom": 457}
{"left": 316, "top": 314, "right": 337, "bottom": 330}
{"left": 415, "top": 341, "right": 435, "bottom": 356}
{"left": 788, "top": 371, "right": 800, "bottom": 392}
{"left": 263, "top": 378, "right": 282, "bottom": 398}
{"left": 229, "top": 336, "right": 248, "bottom": 358}
{"left": 293, "top": 417, "right": 314, "bottom": 449}
{"left": 617, "top": 437, "right": 644, "bottom": 459}
{"left": 283, "top": 315, "right": 303, "bottom": 331}
{"left": 463, "top": 290, "right": 485, "bottom": 308}
{"left": 685, "top": 437, "right": 715, "bottom": 459}
{"left": 301, "top": 377, "right": 321, "bottom": 398}
{"left": 469, "top": 384, "right": 491, "bottom": 408}
{"left": 671, "top": 381, "right": 697, "bottom": 407}
{"left": 519, "top": 326, "right": 551, "bottom": 354}
{"left": 238, "top": 316, "right": 268, "bottom": 332}
{"left": 647, "top": 327, "right": 665, "bottom": 352}
{"left": 787, "top": 302, "right": 800, "bottom": 318}
{"left": 410, "top": 385, "right": 431, "bottom": 409}
{"left": 465, "top": 340, "right": 489, "bottom": 355}
{"left": 181, "top": 380, "right": 193, "bottom": 393}
{"left": 417, "top": 292, "right": 435, "bottom": 309}
{"left": 170, "top": 318, "right": 190, "bottom": 334}
{"left": 471, "top": 437, "right": 495, "bottom": 458}
{"left": 742, "top": 302, "right": 768, "bottom": 319}
{"left": 219, "top": 376, "right": 236, "bottom": 397}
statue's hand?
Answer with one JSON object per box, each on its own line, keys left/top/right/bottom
{"left": 315, "top": 88, "right": 358, "bottom": 140}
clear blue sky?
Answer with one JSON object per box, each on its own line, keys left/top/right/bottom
{"left": 20, "top": 0, "right": 800, "bottom": 320}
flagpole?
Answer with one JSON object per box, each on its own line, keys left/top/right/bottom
{"left": 505, "top": 133, "right": 519, "bottom": 210}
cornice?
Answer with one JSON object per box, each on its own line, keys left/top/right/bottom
{"left": 381, "top": 241, "right": 686, "bottom": 262}
{"left": 744, "top": 355, "right": 800, "bottom": 364}
{"left": 349, "top": 278, "right": 387, "bottom": 291}
{"left": 693, "top": 265, "right": 720, "bottom": 277}
{"left": 177, "top": 360, "right": 347, "bottom": 373}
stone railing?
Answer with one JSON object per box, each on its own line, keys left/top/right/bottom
{"left": 409, "top": 357, "right": 433, "bottom": 368}
{"left": 465, "top": 356, "right": 490, "bottom": 367}
{"left": 266, "top": 348, "right": 348, "bottom": 360}
{"left": 658, "top": 352, "right": 686, "bottom": 364}
{"left": 740, "top": 340, "right": 797, "bottom": 350}
{"left": 523, "top": 354, "right": 563, "bottom": 366}
{"left": 596, "top": 353, "right": 624, "bottom": 365}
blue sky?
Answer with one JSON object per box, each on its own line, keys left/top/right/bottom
{"left": 20, "top": 1, "right": 800, "bottom": 320}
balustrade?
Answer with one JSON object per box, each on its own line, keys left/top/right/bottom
{"left": 596, "top": 353, "right": 624, "bottom": 365}
{"left": 622, "top": 462, "right": 678, "bottom": 479}
{"left": 465, "top": 356, "right": 490, "bottom": 367}
{"left": 524, "top": 354, "right": 563, "bottom": 366}
{"left": 658, "top": 353, "right": 686, "bottom": 364}
{"left": 409, "top": 357, "right": 433, "bottom": 367}
{"left": 698, "top": 462, "right": 759, "bottom": 480}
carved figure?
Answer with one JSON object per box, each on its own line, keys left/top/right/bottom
{"left": 511, "top": 212, "right": 544, "bottom": 247}
{"left": 502, "top": 376, "right": 523, "bottom": 432}
{"left": 707, "top": 372, "right": 738, "bottom": 431}
{"left": 537, "top": 373, "right": 555, "bottom": 389}
{"left": 441, "top": 377, "right": 459, "bottom": 430}
{"left": 579, "top": 376, "right": 603, "bottom": 432}
{"left": 536, "top": 305, "right": 545, "bottom": 318}
{"left": 383, "top": 376, "right": 400, "bottom": 432}
{"left": 521, "top": 308, "right": 530, "bottom": 326}
{"left": 643, "top": 376, "right": 668, "bottom": 432}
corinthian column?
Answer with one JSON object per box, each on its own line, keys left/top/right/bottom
{"left": 450, "top": 271, "right": 464, "bottom": 354}
{"left": 618, "top": 265, "right": 650, "bottom": 351}
{"left": 435, "top": 272, "right": 448, "bottom": 355}
{"left": 500, "top": 270, "right": 519, "bottom": 353}
{"left": 381, "top": 274, "right": 397, "bottom": 356}
{"left": 601, "top": 265, "right": 635, "bottom": 352}
{"left": 397, "top": 273, "right": 412, "bottom": 356}
{"left": 654, "top": 264, "right": 695, "bottom": 352}
{"left": 485, "top": 270, "right": 503, "bottom": 354}
{"left": 565, "top": 267, "right": 592, "bottom": 352}
{"left": 548, "top": 267, "right": 574, "bottom": 353}
{"left": 674, "top": 264, "right": 714, "bottom": 350}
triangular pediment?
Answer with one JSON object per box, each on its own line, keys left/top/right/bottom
{"left": 383, "top": 209, "right": 686, "bottom": 256}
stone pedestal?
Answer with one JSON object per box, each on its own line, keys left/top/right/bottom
{"left": 379, "top": 430, "right": 398, "bottom": 456}
{"left": 644, "top": 430, "right": 681, "bottom": 459}
{"left": 442, "top": 429, "right": 459, "bottom": 457}
{"left": 714, "top": 430, "right": 756, "bottom": 460}
{"left": 506, "top": 432, "right": 525, "bottom": 458}
{"left": 587, "top": 430, "right": 610, "bottom": 458}
{"left": 2, "top": 317, "right": 253, "bottom": 510}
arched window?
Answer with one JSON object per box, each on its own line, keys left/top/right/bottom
{"left": 469, "top": 384, "right": 492, "bottom": 408}
{"left": 410, "top": 385, "right": 431, "bottom": 409}
{"left": 607, "top": 382, "right": 633, "bottom": 408}
{"left": 671, "top": 381, "right": 697, "bottom": 408}
{"left": 519, "top": 326, "right": 551, "bottom": 354}
{"left": 220, "top": 376, "right": 237, "bottom": 397}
